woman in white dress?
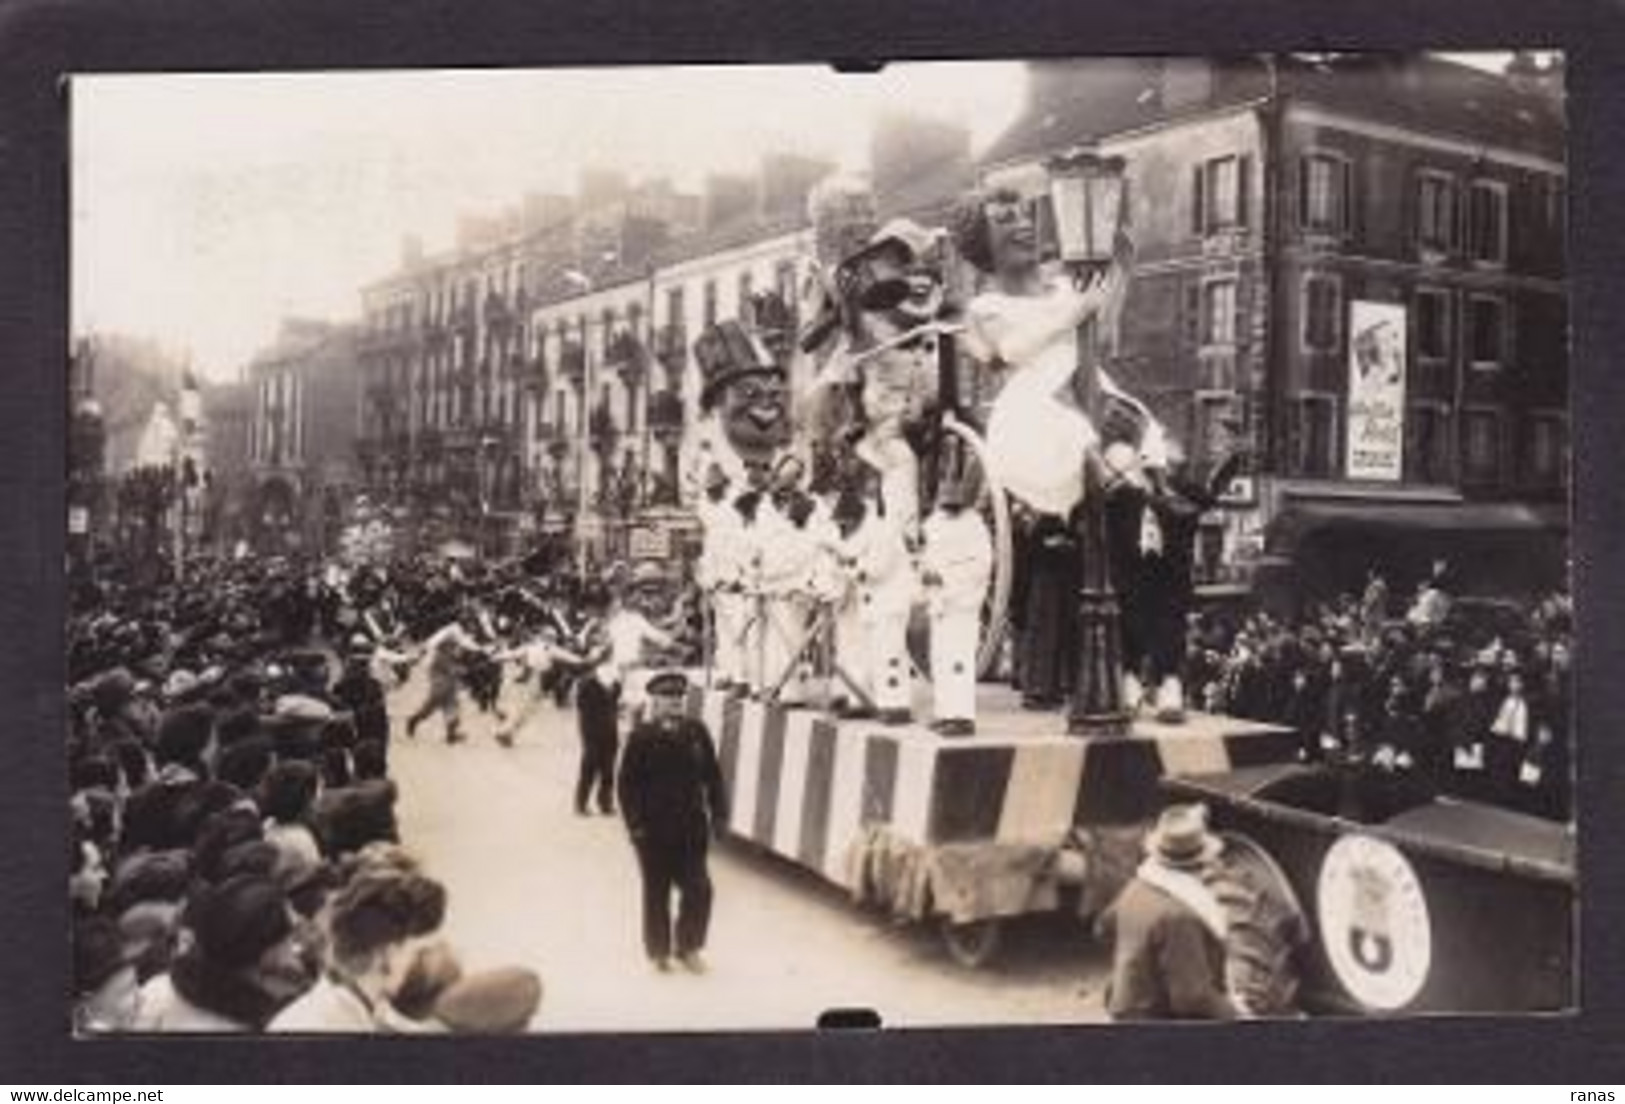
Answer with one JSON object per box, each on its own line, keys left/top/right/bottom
{"left": 951, "top": 187, "right": 1164, "bottom": 706}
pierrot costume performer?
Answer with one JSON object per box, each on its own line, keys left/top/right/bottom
{"left": 855, "top": 495, "right": 917, "bottom": 725}
{"left": 919, "top": 478, "right": 994, "bottom": 735}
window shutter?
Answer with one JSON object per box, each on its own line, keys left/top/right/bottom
{"left": 1340, "top": 160, "right": 1355, "bottom": 238}
{"left": 1297, "top": 158, "right": 1310, "bottom": 231}
{"left": 1192, "top": 163, "right": 1206, "bottom": 236}
{"left": 1183, "top": 281, "right": 1202, "bottom": 348}
{"left": 1233, "top": 275, "right": 1250, "bottom": 352}
{"left": 1236, "top": 155, "right": 1253, "bottom": 228}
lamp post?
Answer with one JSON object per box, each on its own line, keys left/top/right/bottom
{"left": 1047, "top": 147, "right": 1133, "bottom": 738}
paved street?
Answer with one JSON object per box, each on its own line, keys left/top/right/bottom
{"left": 385, "top": 672, "right": 1110, "bottom": 1032}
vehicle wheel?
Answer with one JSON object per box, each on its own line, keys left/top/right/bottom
{"left": 939, "top": 917, "right": 1004, "bottom": 970}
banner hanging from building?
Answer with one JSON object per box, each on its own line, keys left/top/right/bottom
{"left": 1346, "top": 300, "right": 1408, "bottom": 481}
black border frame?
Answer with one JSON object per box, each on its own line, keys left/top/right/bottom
{"left": 4, "top": 0, "right": 1624, "bottom": 1083}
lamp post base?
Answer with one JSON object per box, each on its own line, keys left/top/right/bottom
{"left": 1067, "top": 586, "right": 1131, "bottom": 738}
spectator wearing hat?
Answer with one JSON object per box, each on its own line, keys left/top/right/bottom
{"left": 122, "top": 705, "right": 216, "bottom": 853}
{"left": 268, "top": 869, "right": 448, "bottom": 1032}
{"left": 333, "top": 646, "right": 391, "bottom": 753}
{"left": 433, "top": 966, "right": 543, "bottom": 1034}
{"left": 1095, "top": 804, "right": 1237, "bottom": 1021}
{"left": 1486, "top": 667, "right": 1534, "bottom": 806}
{"left": 261, "top": 761, "right": 324, "bottom": 878}
{"left": 73, "top": 918, "right": 142, "bottom": 1033}
{"left": 135, "top": 875, "right": 315, "bottom": 1032}
{"left": 617, "top": 671, "right": 728, "bottom": 974}
{"left": 313, "top": 774, "right": 400, "bottom": 857}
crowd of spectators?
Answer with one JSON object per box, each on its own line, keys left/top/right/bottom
{"left": 67, "top": 551, "right": 552, "bottom": 1034}
{"left": 1183, "top": 568, "right": 1573, "bottom": 822}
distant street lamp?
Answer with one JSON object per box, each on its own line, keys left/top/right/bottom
{"left": 1047, "top": 146, "right": 1133, "bottom": 738}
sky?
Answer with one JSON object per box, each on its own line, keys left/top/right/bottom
{"left": 71, "top": 52, "right": 1537, "bottom": 383}
{"left": 71, "top": 62, "right": 1029, "bottom": 381}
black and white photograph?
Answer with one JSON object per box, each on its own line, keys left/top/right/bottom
{"left": 63, "top": 52, "right": 1573, "bottom": 1036}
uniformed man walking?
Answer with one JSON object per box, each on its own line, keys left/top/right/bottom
{"left": 616, "top": 671, "right": 729, "bottom": 974}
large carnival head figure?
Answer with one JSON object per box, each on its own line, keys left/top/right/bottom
{"left": 693, "top": 320, "right": 793, "bottom": 478}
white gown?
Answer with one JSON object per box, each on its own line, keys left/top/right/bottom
{"left": 967, "top": 284, "right": 1167, "bottom": 518}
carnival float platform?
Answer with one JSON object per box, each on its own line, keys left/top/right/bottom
{"left": 685, "top": 681, "right": 1300, "bottom": 963}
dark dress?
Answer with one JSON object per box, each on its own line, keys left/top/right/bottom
{"left": 1016, "top": 516, "right": 1079, "bottom": 707}
{"left": 616, "top": 716, "right": 729, "bottom": 962}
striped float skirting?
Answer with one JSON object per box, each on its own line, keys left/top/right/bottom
{"left": 686, "top": 687, "right": 1299, "bottom": 891}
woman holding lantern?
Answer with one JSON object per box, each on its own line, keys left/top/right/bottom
{"left": 951, "top": 158, "right": 1168, "bottom": 710}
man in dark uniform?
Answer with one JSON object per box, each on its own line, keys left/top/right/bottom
{"left": 616, "top": 671, "right": 728, "bottom": 974}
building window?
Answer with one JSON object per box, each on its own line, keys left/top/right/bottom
{"left": 1467, "top": 180, "right": 1509, "bottom": 265}
{"left": 1404, "top": 403, "right": 1453, "bottom": 484}
{"left": 1416, "top": 171, "right": 1457, "bottom": 254}
{"left": 1201, "top": 279, "right": 1237, "bottom": 347}
{"left": 1292, "top": 394, "right": 1338, "bottom": 479}
{"left": 775, "top": 261, "right": 798, "bottom": 305}
{"left": 738, "top": 271, "right": 755, "bottom": 324}
{"left": 1468, "top": 295, "right": 1507, "bottom": 368}
{"left": 1463, "top": 407, "right": 1503, "bottom": 484}
{"left": 1528, "top": 413, "right": 1567, "bottom": 485}
{"left": 1193, "top": 392, "right": 1236, "bottom": 466}
{"left": 666, "top": 286, "right": 685, "bottom": 327}
{"left": 1415, "top": 288, "right": 1452, "bottom": 361}
{"left": 1302, "top": 274, "right": 1342, "bottom": 353}
{"left": 703, "top": 280, "right": 718, "bottom": 327}
{"left": 1300, "top": 153, "right": 1352, "bottom": 235}
{"left": 1193, "top": 155, "right": 1247, "bottom": 235}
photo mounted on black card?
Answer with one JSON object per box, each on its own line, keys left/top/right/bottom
{"left": 64, "top": 52, "right": 1572, "bottom": 1034}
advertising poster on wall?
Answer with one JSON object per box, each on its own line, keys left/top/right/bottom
{"left": 1347, "top": 300, "right": 1408, "bottom": 480}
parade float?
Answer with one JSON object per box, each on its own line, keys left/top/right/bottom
{"left": 661, "top": 156, "right": 1570, "bottom": 1005}
{"left": 640, "top": 157, "right": 1309, "bottom": 969}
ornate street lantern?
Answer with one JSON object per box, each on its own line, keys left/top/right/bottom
{"left": 1046, "top": 147, "right": 1128, "bottom": 278}
{"left": 1046, "top": 145, "right": 1134, "bottom": 739}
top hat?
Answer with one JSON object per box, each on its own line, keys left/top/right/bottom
{"left": 1145, "top": 804, "right": 1224, "bottom": 870}
{"left": 693, "top": 322, "right": 783, "bottom": 412}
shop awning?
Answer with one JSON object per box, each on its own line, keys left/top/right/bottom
{"left": 1267, "top": 499, "right": 1564, "bottom": 554}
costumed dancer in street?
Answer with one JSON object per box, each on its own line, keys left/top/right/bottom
{"left": 616, "top": 671, "right": 728, "bottom": 974}
{"left": 403, "top": 612, "right": 489, "bottom": 746}
{"left": 918, "top": 470, "right": 994, "bottom": 735}
{"left": 951, "top": 185, "right": 1160, "bottom": 709}
{"left": 600, "top": 577, "right": 681, "bottom": 720}
{"left": 490, "top": 625, "right": 604, "bottom": 748}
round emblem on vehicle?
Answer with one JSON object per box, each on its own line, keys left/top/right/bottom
{"left": 1316, "top": 834, "right": 1432, "bottom": 1011}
